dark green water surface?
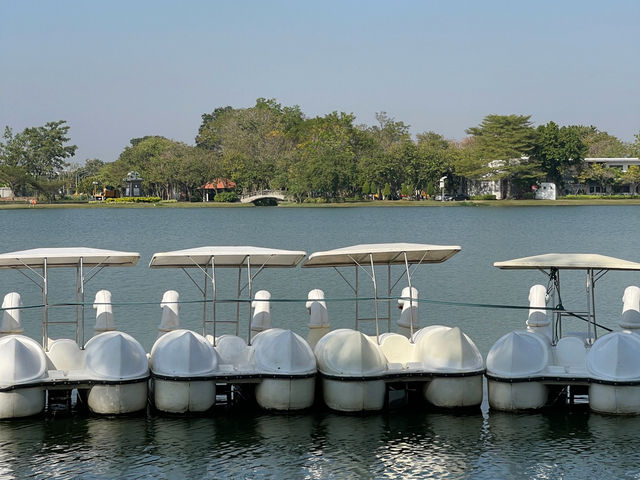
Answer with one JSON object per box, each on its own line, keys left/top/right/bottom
{"left": 1, "top": 206, "right": 640, "bottom": 478}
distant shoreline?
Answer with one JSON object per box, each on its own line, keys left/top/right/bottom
{"left": 3, "top": 198, "right": 640, "bottom": 209}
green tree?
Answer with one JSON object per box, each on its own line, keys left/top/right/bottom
{"left": 195, "top": 106, "right": 234, "bottom": 151}
{"left": 0, "top": 121, "right": 77, "bottom": 199}
{"left": 578, "top": 163, "right": 620, "bottom": 193}
{"left": 196, "top": 99, "right": 304, "bottom": 192}
{"left": 466, "top": 114, "right": 535, "bottom": 160}
{"left": 465, "top": 114, "right": 537, "bottom": 198}
{"left": 630, "top": 131, "right": 640, "bottom": 157}
{"left": 18, "top": 121, "right": 77, "bottom": 178}
{"left": 451, "top": 137, "right": 490, "bottom": 179}
{"left": 358, "top": 113, "right": 412, "bottom": 199}
{"left": 408, "top": 131, "right": 455, "bottom": 197}
{"left": 531, "top": 122, "right": 587, "bottom": 186}
{"left": 75, "top": 159, "right": 105, "bottom": 195}
{"left": 622, "top": 165, "right": 640, "bottom": 195}
{"left": 100, "top": 136, "right": 217, "bottom": 200}
{"left": 295, "top": 112, "right": 359, "bottom": 199}
{"left": 574, "top": 126, "right": 631, "bottom": 158}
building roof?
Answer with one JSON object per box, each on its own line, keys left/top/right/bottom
{"left": 584, "top": 157, "right": 640, "bottom": 164}
{"left": 202, "top": 178, "right": 236, "bottom": 190}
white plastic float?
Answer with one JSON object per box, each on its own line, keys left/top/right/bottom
{"left": 148, "top": 246, "right": 316, "bottom": 413}
{"left": 0, "top": 247, "right": 148, "bottom": 418}
{"left": 487, "top": 253, "right": 640, "bottom": 414}
{"left": 306, "top": 288, "right": 330, "bottom": 349}
{"left": 301, "top": 243, "right": 484, "bottom": 412}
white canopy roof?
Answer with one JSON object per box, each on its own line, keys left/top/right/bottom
{"left": 302, "top": 243, "right": 461, "bottom": 268}
{"left": 494, "top": 253, "right": 640, "bottom": 271}
{"left": 0, "top": 247, "right": 140, "bottom": 269}
{"left": 149, "top": 246, "right": 306, "bottom": 268}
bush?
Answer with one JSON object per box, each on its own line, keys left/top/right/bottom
{"left": 213, "top": 192, "right": 239, "bottom": 202}
{"left": 563, "top": 194, "right": 640, "bottom": 200}
{"left": 106, "top": 196, "right": 162, "bottom": 203}
{"left": 472, "top": 194, "right": 497, "bottom": 200}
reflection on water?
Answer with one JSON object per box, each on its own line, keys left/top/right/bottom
{"left": 2, "top": 409, "right": 640, "bottom": 479}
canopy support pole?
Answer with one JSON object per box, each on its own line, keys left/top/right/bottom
{"left": 370, "top": 254, "right": 380, "bottom": 344}
{"left": 79, "top": 258, "right": 85, "bottom": 347}
{"left": 247, "top": 257, "right": 253, "bottom": 345}
{"left": 42, "top": 259, "right": 48, "bottom": 349}
{"left": 404, "top": 252, "right": 415, "bottom": 342}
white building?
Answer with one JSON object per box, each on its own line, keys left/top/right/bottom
{"left": 465, "top": 158, "right": 527, "bottom": 200}
{"left": 584, "top": 157, "right": 640, "bottom": 172}
{"left": 534, "top": 182, "right": 556, "bottom": 200}
{"left": 579, "top": 157, "right": 640, "bottom": 195}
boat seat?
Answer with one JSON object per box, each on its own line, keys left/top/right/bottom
{"left": 214, "top": 335, "right": 252, "bottom": 368}
{"left": 379, "top": 333, "right": 416, "bottom": 365}
{"left": 554, "top": 336, "right": 587, "bottom": 369}
{"left": 46, "top": 338, "right": 84, "bottom": 371}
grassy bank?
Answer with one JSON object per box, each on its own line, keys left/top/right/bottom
{"left": 4, "top": 198, "right": 640, "bottom": 209}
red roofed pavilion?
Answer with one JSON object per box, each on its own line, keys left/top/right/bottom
{"left": 201, "top": 178, "right": 237, "bottom": 201}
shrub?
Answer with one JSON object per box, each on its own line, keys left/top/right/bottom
{"left": 472, "top": 194, "right": 497, "bottom": 200}
{"left": 106, "top": 196, "right": 162, "bottom": 203}
{"left": 563, "top": 194, "right": 640, "bottom": 200}
{"left": 213, "top": 192, "right": 239, "bottom": 202}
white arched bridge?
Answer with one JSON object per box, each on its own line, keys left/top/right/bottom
{"left": 240, "top": 190, "right": 287, "bottom": 204}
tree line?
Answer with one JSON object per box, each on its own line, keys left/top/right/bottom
{"left": 2, "top": 98, "right": 639, "bottom": 202}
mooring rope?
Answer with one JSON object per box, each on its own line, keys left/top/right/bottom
{"left": 0, "top": 296, "right": 567, "bottom": 312}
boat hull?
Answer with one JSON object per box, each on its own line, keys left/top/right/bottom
{"left": 321, "top": 378, "right": 386, "bottom": 412}
{"left": 255, "top": 377, "right": 315, "bottom": 411}
{"left": 487, "top": 380, "right": 548, "bottom": 411}
{"left": 424, "top": 375, "right": 483, "bottom": 408}
{"left": 589, "top": 384, "right": 640, "bottom": 414}
{"left": 87, "top": 381, "right": 148, "bottom": 414}
{"left": 0, "top": 388, "right": 45, "bottom": 419}
{"left": 153, "top": 379, "right": 216, "bottom": 413}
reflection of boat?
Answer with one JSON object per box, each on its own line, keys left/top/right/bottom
{"left": 0, "top": 248, "right": 149, "bottom": 418}
{"left": 148, "top": 246, "right": 316, "bottom": 413}
{"left": 487, "top": 253, "right": 640, "bottom": 414}
{"left": 301, "top": 243, "right": 484, "bottom": 412}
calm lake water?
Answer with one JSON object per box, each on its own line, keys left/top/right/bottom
{"left": 1, "top": 205, "right": 640, "bottom": 479}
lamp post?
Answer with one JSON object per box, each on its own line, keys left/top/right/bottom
{"left": 439, "top": 176, "right": 447, "bottom": 202}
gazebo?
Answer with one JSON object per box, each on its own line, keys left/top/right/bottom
{"left": 201, "top": 178, "right": 236, "bottom": 201}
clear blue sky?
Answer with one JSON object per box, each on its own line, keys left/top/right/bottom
{"left": 1, "top": 0, "right": 638, "bottom": 164}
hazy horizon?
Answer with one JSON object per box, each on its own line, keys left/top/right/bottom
{"left": 1, "top": 0, "right": 638, "bottom": 164}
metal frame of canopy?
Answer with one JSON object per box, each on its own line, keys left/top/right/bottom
{"left": 148, "top": 246, "right": 306, "bottom": 345}
{"left": 0, "top": 247, "right": 140, "bottom": 349}
{"left": 494, "top": 253, "right": 640, "bottom": 345}
{"left": 301, "top": 243, "right": 461, "bottom": 343}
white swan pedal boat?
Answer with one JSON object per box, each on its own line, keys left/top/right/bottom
{"left": 487, "top": 253, "right": 640, "bottom": 414}
{"left": 148, "top": 246, "right": 316, "bottom": 413}
{"left": 301, "top": 243, "right": 484, "bottom": 412}
{"left": 0, "top": 247, "right": 148, "bottom": 418}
